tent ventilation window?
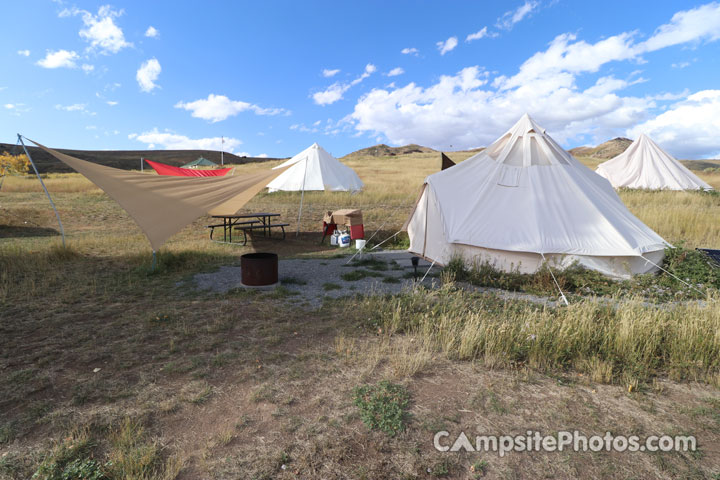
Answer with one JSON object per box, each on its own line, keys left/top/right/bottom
{"left": 529, "top": 137, "right": 551, "bottom": 166}
{"left": 486, "top": 133, "right": 511, "bottom": 161}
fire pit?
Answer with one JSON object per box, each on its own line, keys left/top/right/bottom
{"left": 241, "top": 252, "right": 278, "bottom": 286}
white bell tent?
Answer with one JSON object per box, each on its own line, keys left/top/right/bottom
{"left": 595, "top": 134, "right": 713, "bottom": 191}
{"left": 405, "top": 114, "right": 670, "bottom": 279}
{"left": 267, "top": 143, "right": 363, "bottom": 192}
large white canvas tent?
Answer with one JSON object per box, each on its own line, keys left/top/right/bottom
{"left": 405, "top": 114, "right": 670, "bottom": 278}
{"left": 267, "top": 143, "right": 363, "bottom": 192}
{"left": 595, "top": 134, "right": 713, "bottom": 191}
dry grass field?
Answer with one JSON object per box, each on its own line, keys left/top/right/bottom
{"left": 1, "top": 151, "right": 720, "bottom": 479}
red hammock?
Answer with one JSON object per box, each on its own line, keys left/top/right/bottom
{"left": 145, "top": 159, "right": 233, "bottom": 177}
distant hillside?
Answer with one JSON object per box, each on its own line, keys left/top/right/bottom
{"left": 569, "top": 138, "right": 633, "bottom": 160}
{"left": 344, "top": 143, "right": 436, "bottom": 158}
{"left": 0, "top": 143, "right": 282, "bottom": 174}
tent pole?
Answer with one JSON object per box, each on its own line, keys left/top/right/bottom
{"left": 151, "top": 250, "right": 157, "bottom": 271}
{"left": 18, "top": 134, "right": 66, "bottom": 248}
{"left": 141, "top": 157, "right": 143, "bottom": 172}
{"left": 296, "top": 155, "right": 308, "bottom": 237}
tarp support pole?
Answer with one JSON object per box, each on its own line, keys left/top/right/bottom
{"left": 296, "top": 155, "right": 308, "bottom": 237}
{"left": 151, "top": 250, "right": 157, "bottom": 271}
{"left": 18, "top": 134, "right": 66, "bottom": 248}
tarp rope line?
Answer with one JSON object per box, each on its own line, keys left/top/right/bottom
{"left": 345, "top": 203, "right": 411, "bottom": 265}
{"left": 296, "top": 155, "right": 309, "bottom": 237}
{"left": 420, "top": 259, "right": 436, "bottom": 283}
{"left": 18, "top": 135, "right": 66, "bottom": 248}
{"left": 641, "top": 255, "right": 711, "bottom": 299}
{"left": 540, "top": 253, "right": 569, "bottom": 306}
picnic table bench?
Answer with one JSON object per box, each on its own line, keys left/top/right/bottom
{"left": 208, "top": 213, "right": 288, "bottom": 246}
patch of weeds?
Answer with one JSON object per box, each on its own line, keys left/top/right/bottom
{"left": 348, "top": 257, "right": 388, "bottom": 271}
{"left": 0, "top": 422, "right": 15, "bottom": 444}
{"left": 429, "top": 458, "right": 452, "bottom": 477}
{"left": 268, "top": 285, "right": 299, "bottom": 298}
{"left": 323, "top": 282, "right": 342, "bottom": 291}
{"left": 382, "top": 276, "right": 401, "bottom": 284}
{"left": 211, "top": 350, "right": 239, "bottom": 367}
{"left": 32, "top": 428, "right": 107, "bottom": 480}
{"left": 341, "top": 269, "right": 385, "bottom": 281}
{"left": 280, "top": 276, "right": 307, "bottom": 286}
{"left": 353, "top": 380, "right": 410, "bottom": 436}
{"left": 147, "top": 311, "right": 180, "bottom": 324}
{"left": 190, "top": 385, "right": 214, "bottom": 404}
{"left": 470, "top": 459, "right": 489, "bottom": 478}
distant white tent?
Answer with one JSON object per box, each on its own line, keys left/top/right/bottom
{"left": 267, "top": 143, "right": 363, "bottom": 192}
{"left": 405, "top": 114, "right": 669, "bottom": 279}
{"left": 596, "top": 134, "right": 713, "bottom": 191}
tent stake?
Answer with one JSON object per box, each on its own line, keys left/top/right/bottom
{"left": 18, "top": 134, "right": 65, "bottom": 248}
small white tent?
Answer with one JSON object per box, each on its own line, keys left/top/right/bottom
{"left": 595, "top": 134, "right": 713, "bottom": 191}
{"left": 267, "top": 143, "right": 363, "bottom": 192}
{"left": 405, "top": 114, "right": 669, "bottom": 278}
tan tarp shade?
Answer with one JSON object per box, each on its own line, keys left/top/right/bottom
{"left": 441, "top": 153, "right": 455, "bottom": 170}
{"left": 29, "top": 139, "right": 287, "bottom": 250}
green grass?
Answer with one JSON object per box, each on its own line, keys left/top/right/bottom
{"left": 353, "top": 381, "right": 410, "bottom": 437}
{"left": 340, "top": 269, "right": 386, "bottom": 281}
{"left": 322, "top": 282, "right": 342, "bottom": 291}
{"left": 352, "top": 287, "right": 720, "bottom": 386}
{"left": 443, "top": 245, "right": 719, "bottom": 302}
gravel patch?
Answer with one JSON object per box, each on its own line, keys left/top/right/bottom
{"left": 192, "top": 250, "right": 440, "bottom": 308}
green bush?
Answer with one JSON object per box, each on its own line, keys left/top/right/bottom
{"left": 353, "top": 381, "right": 410, "bottom": 436}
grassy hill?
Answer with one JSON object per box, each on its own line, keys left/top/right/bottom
{"left": 0, "top": 143, "right": 282, "bottom": 174}
{"left": 342, "top": 143, "right": 436, "bottom": 158}
{"left": 569, "top": 137, "right": 633, "bottom": 160}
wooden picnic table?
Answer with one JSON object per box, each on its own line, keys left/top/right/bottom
{"left": 208, "top": 213, "right": 286, "bottom": 245}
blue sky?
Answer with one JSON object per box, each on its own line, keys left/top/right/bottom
{"left": 2, "top": 1, "right": 720, "bottom": 158}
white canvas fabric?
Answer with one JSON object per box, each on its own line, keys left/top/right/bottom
{"left": 596, "top": 134, "right": 713, "bottom": 191}
{"left": 267, "top": 143, "right": 363, "bottom": 192}
{"left": 405, "top": 114, "right": 670, "bottom": 278}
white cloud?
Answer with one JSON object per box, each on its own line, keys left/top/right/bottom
{"left": 312, "top": 84, "right": 349, "bottom": 106}
{"left": 136, "top": 58, "right": 161, "bottom": 92}
{"left": 130, "top": 129, "right": 243, "bottom": 153}
{"left": 466, "top": 27, "right": 497, "bottom": 42}
{"left": 401, "top": 47, "right": 419, "bottom": 56}
{"left": 386, "top": 67, "right": 405, "bottom": 77}
{"left": 77, "top": 5, "right": 132, "bottom": 54}
{"left": 312, "top": 63, "right": 377, "bottom": 105}
{"left": 175, "top": 94, "right": 287, "bottom": 122}
{"left": 640, "top": 2, "right": 720, "bottom": 52}
{"left": 323, "top": 68, "right": 340, "bottom": 77}
{"left": 495, "top": 32, "right": 638, "bottom": 91}
{"left": 350, "top": 63, "right": 659, "bottom": 150}
{"left": 17, "top": 49, "right": 30, "bottom": 56}
{"left": 628, "top": 90, "right": 720, "bottom": 158}
{"left": 106, "top": 100, "right": 118, "bottom": 106}
{"left": 497, "top": 1, "right": 540, "bottom": 30}
{"left": 145, "top": 26, "right": 159, "bottom": 38}
{"left": 36, "top": 49, "right": 79, "bottom": 68}
{"left": 671, "top": 61, "right": 690, "bottom": 69}
{"left": 81, "top": 64, "right": 94, "bottom": 73}
{"left": 257, "top": 153, "right": 269, "bottom": 158}
{"left": 4, "top": 104, "right": 15, "bottom": 109}
{"left": 436, "top": 36, "right": 458, "bottom": 55}
{"left": 350, "top": 3, "right": 720, "bottom": 153}
{"left": 55, "top": 103, "right": 95, "bottom": 115}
